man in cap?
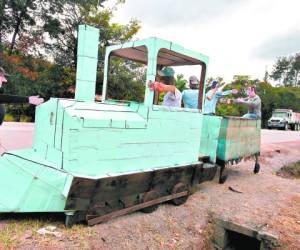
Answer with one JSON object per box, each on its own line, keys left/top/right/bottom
{"left": 182, "top": 75, "right": 200, "bottom": 109}
{"left": 0, "top": 67, "right": 44, "bottom": 125}
{"left": 148, "top": 67, "right": 182, "bottom": 107}
{"left": 203, "top": 80, "right": 238, "bottom": 115}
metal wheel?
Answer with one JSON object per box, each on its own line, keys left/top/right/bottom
{"left": 141, "top": 190, "right": 160, "bottom": 213}
{"left": 254, "top": 163, "right": 260, "bottom": 174}
{"left": 219, "top": 175, "right": 228, "bottom": 184}
{"left": 65, "top": 214, "right": 74, "bottom": 228}
{"left": 218, "top": 164, "right": 228, "bottom": 184}
{"left": 171, "top": 183, "right": 189, "bottom": 206}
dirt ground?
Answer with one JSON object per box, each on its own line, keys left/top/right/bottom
{"left": 0, "top": 140, "right": 300, "bottom": 249}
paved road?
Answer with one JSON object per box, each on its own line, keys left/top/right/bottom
{"left": 260, "top": 128, "right": 300, "bottom": 144}
{"left": 0, "top": 122, "right": 300, "bottom": 153}
{"left": 0, "top": 122, "right": 34, "bottom": 153}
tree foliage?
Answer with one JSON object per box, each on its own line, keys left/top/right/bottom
{"left": 175, "top": 74, "right": 187, "bottom": 92}
{"left": 216, "top": 78, "right": 300, "bottom": 127}
{"left": 0, "top": 0, "right": 143, "bottom": 121}
{"left": 270, "top": 53, "right": 300, "bottom": 87}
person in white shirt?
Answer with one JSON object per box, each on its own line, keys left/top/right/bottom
{"left": 148, "top": 67, "right": 182, "bottom": 107}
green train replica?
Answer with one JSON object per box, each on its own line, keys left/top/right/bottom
{"left": 0, "top": 25, "right": 260, "bottom": 227}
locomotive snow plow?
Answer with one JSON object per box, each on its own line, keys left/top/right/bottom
{"left": 0, "top": 25, "right": 260, "bottom": 226}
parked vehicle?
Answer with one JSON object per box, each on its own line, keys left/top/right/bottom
{"left": 267, "top": 109, "right": 300, "bottom": 131}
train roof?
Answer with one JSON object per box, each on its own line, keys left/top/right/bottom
{"left": 105, "top": 37, "right": 209, "bottom": 66}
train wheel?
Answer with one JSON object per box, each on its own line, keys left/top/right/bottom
{"left": 219, "top": 175, "right": 228, "bottom": 184}
{"left": 218, "top": 164, "right": 228, "bottom": 184}
{"left": 171, "top": 183, "right": 190, "bottom": 206}
{"left": 65, "top": 214, "right": 75, "bottom": 228}
{"left": 141, "top": 190, "right": 160, "bottom": 213}
{"left": 254, "top": 163, "right": 260, "bottom": 174}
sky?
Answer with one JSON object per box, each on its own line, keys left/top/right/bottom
{"left": 109, "top": 0, "right": 300, "bottom": 82}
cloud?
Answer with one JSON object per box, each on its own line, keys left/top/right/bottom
{"left": 113, "top": 0, "right": 300, "bottom": 81}
{"left": 254, "top": 30, "right": 300, "bottom": 60}
{"left": 118, "top": 0, "right": 244, "bottom": 27}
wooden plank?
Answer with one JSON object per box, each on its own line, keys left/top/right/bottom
{"left": 87, "top": 191, "right": 188, "bottom": 226}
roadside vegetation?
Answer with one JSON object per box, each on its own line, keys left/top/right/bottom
{"left": 277, "top": 161, "right": 300, "bottom": 179}
{"left": 0, "top": 217, "right": 95, "bottom": 249}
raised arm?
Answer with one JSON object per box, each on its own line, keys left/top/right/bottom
{"left": 0, "top": 94, "right": 29, "bottom": 104}
{"left": 0, "top": 94, "right": 44, "bottom": 105}
{"left": 148, "top": 81, "right": 176, "bottom": 93}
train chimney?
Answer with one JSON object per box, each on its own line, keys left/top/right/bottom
{"left": 75, "top": 25, "right": 99, "bottom": 101}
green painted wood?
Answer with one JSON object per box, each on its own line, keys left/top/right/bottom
{"left": 0, "top": 150, "right": 72, "bottom": 212}
{"left": 199, "top": 116, "right": 260, "bottom": 162}
{"left": 0, "top": 24, "right": 260, "bottom": 215}
{"left": 75, "top": 25, "right": 99, "bottom": 101}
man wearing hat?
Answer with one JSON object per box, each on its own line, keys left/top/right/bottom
{"left": 0, "top": 67, "right": 44, "bottom": 125}
{"left": 182, "top": 75, "right": 200, "bottom": 109}
{"left": 203, "top": 80, "right": 238, "bottom": 115}
{"left": 148, "top": 67, "right": 182, "bottom": 107}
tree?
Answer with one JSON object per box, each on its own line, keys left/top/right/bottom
{"left": 0, "top": 0, "right": 103, "bottom": 54}
{"left": 1, "top": 0, "right": 144, "bottom": 121}
{"left": 232, "top": 75, "right": 251, "bottom": 83}
{"left": 263, "top": 70, "right": 269, "bottom": 82}
{"left": 105, "top": 56, "right": 146, "bottom": 102}
{"left": 256, "top": 81, "right": 275, "bottom": 127}
{"left": 292, "top": 53, "right": 300, "bottom": 86}
{"left": 0, "top": 0, "right": 8, "bottom": 45}
{"left": 206, "top": 76, "right": 225, "bottom": 85}
{"left": 43, "top": 1, "right": 139, "bottom": 68}
{"left": 270, "top": 53, "right": 300, "bottom": 87}
{"left": 175, "top": 74, "right": 187, "bottom": 92}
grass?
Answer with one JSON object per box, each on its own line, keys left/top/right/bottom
{"left": 0, "top": 216, "right": 97, "bottom": 249}
{"left": 277, "top": 161, "right": 300, "bottom": 179}
{"left": 0, "top": 219, "right": 45, "bottom": 249}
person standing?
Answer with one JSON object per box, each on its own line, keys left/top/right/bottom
{"left": 182, "top": 75, "right": 200, "bottom": 109}
{"left": 0, "top": 67, "right": 44, "bottom": 125}
{"left": 232, "top": 86, "right": 261, "bottom": 119}
{"left": 203, "top": 80, "right": 238, "bottom": 115}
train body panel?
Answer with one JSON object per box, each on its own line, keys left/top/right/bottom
{"left": 33, "top": 98, "right": 204, "bottom": 177}
{"left": 0, "top": 150, "right": 71, "bottom": 212}
{"left": 200, "top": 115, "right": 260, "bottom": 163}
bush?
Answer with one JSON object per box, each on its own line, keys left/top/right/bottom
{"left": 4, "top": 114, "right": 16, "bottom": 122}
